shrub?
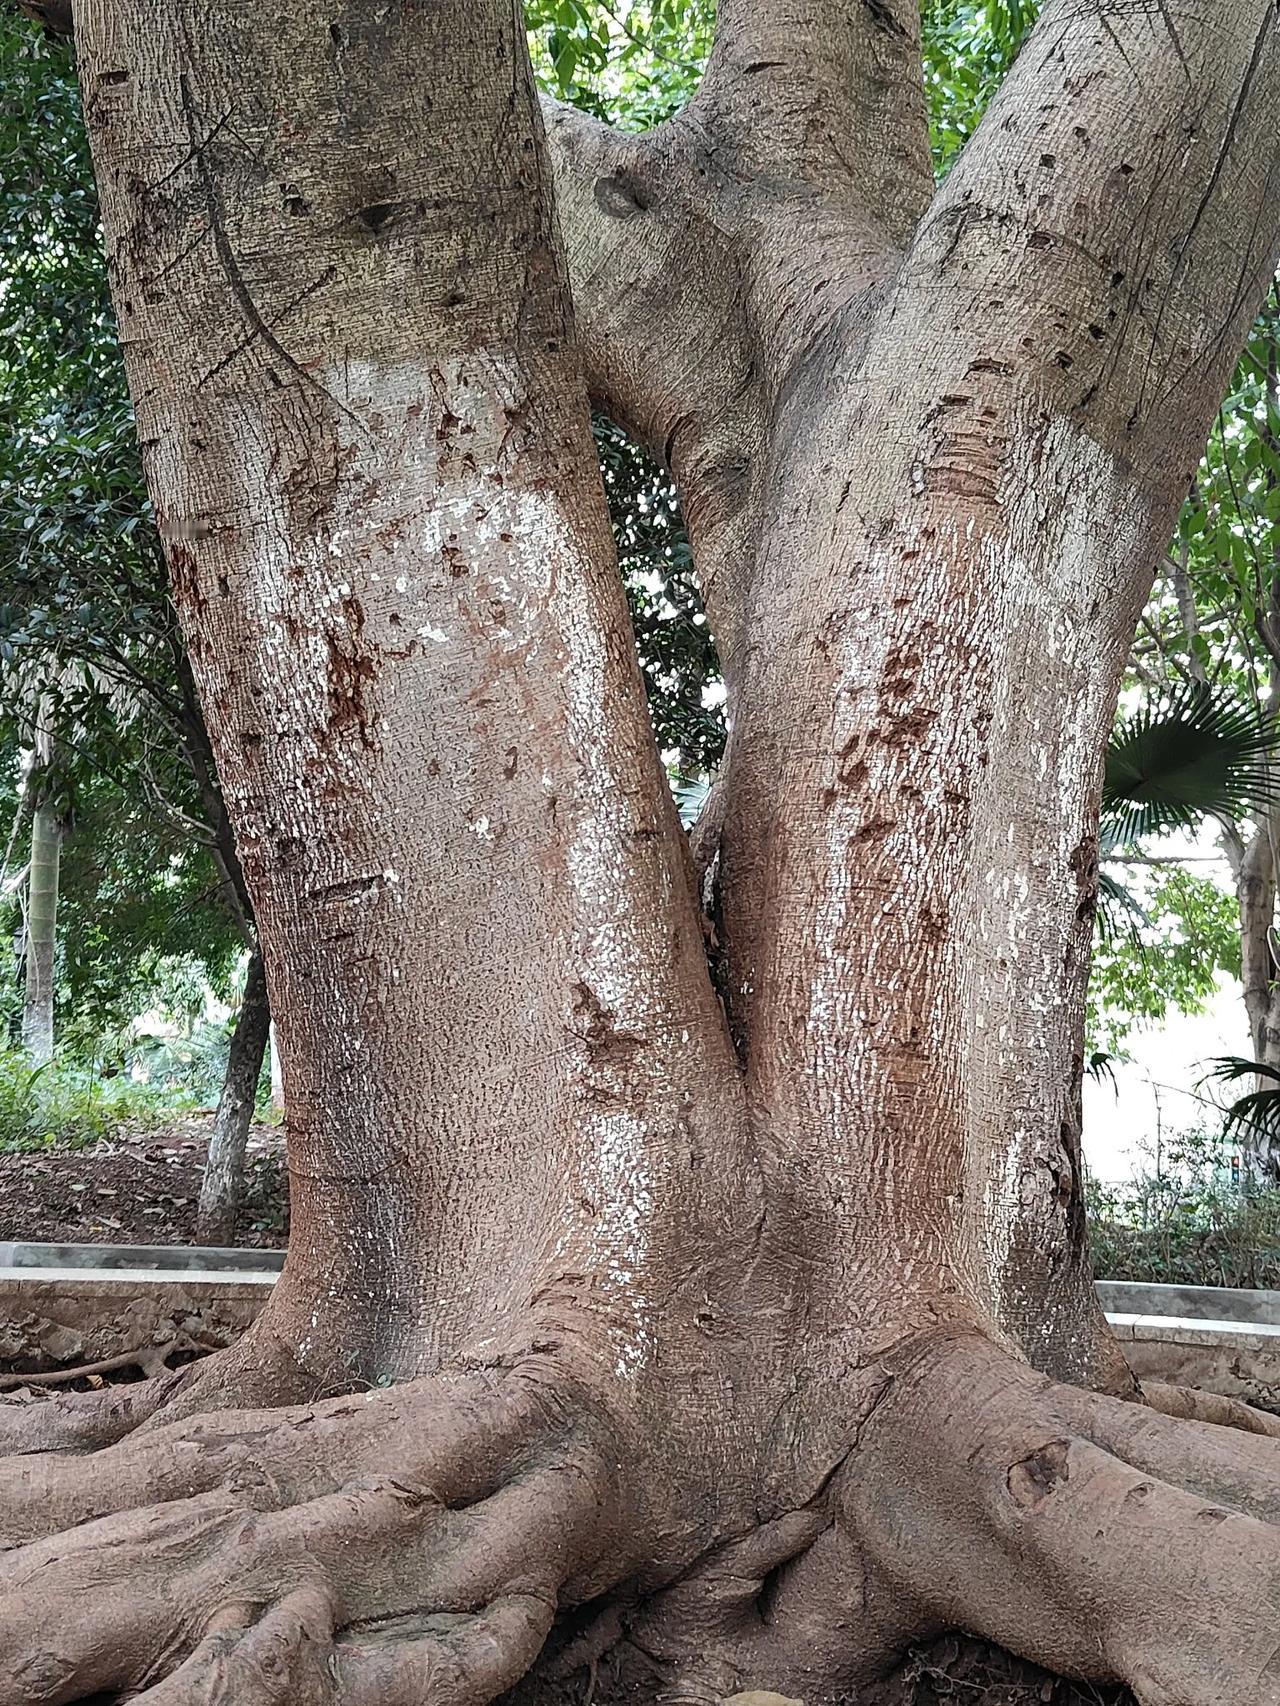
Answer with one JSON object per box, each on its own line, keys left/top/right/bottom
{"left": 1088, "top": 1125, "right": 1280, "bottom": 1289}
{"left": 0, "top": 1048, "right": 185, "bottom": 1153}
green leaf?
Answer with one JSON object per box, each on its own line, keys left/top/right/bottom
{"left": 1103, "top": 684, "right": 1280, "bottom": 843}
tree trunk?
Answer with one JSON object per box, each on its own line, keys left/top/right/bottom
{"left": 196, "top": 945, "right": 270, "bottom": 1247}
{"left": 20, "top": 797, "right": 61, "bottom": 1065}
{"left": 1234, "top": 818, "right": 1280, "bottom": 1180}
{"left": 7, "top": 3, "right": 1280, "bottom": 1704}
{"left": 268, "top": 1019, "right": 284, "bottom": 1112}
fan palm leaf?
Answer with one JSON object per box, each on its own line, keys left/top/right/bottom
{"left": 1103, "top": 684, "right": 1279, "bottom": 844}
{"left": 1205, "top": 1055, "right": 1280, "bottom": 1153}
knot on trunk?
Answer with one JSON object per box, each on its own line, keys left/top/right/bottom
{"left": 1006, "top": 1439, "right": 1070, "bottom": 1508}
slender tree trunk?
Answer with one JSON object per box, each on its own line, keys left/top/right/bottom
{"left": 7, "top": 4, "right": 1280, "bottom": 1704}
{"left": 196, "top": 945, "right": 270, "bottom": 1246}
{"left": 20, "top": 797, "right": 61, "bottom": 1065}
{"left": 1235, "top": 338, "right": 1280, "bottom": 1182}
{"left": 1235, "top": 819, "right": 1280, "bottom": 1179}
{"left": 268, "top": 1020, "right": 283, "bottom": 1112}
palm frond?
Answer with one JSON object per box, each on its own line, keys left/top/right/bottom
{"left": 1095, "top": 866, "right": 1149, "bottom": 943}
{"left": 1202, "top": 1056, "right": 1280, "bottom": 1153}
{"left": 1222, "top": 1087, "right": 1280, "bottom": 1149}
{"left": 1086, "top": 1050, "right": 1119, "bottom": 1093}
{"left": 1205, "top": 1054, "right": 1280, "bottom": 1089}
{"left": 1103, "top": 683, "right": 1278, "bottom": 844}
{"left": 673, "top": 776, "right": 711, "bottom": 828}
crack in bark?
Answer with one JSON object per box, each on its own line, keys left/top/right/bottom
{"left": 178, "top": 74, "right": 368, "bottom": 437}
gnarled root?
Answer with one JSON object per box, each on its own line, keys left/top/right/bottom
{"left": 1137, "top": 1378, "right": 1280, "bottom": 1437}
{"left": 0, "top": 1315, "right": 344, "bottom": 1459}
{"left": 0, "top": 1367, "right": 625, "bottom": 1704}
{"left": 5, "top": 1329, "right": 1280, "bottom": 1705}
{"left": 832, "top": 1332, "right": 1280, "bottom": 1706}
{"left": 613, "top": 1333, "right": 1280, "bottom": 1706}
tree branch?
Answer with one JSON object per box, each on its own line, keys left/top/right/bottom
{"left": 12, "top": 0, "right": 72, "bottom": 35}
{"left": 545, "top": 101, "right": 768, "bottom": 669}
{"left": 903, "top": 0, "right": 1280, "bottom": 493}
{"left": 694, "top": 0, "right": 933, "bottom": 245}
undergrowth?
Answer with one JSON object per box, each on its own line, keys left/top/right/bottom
{"left": 0, "top": 1048, "right": 185, "bottom": 1153}
{"left": 1088, "top": 1126, "right": 1280, "bottom": 1289}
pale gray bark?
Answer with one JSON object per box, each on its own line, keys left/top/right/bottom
{"left": 20, "top": 797, "right": 60, "bottom": 1065}
{"left": 196, "top": 945, "right": 270, "bottom": 1246}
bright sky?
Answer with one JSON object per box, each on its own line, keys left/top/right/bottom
{"left": 1083, "top": 818, "right": 1249, "bottom": 1182}
{"left": 1082, "top": 970, "right": 1250, "bottom": 1181}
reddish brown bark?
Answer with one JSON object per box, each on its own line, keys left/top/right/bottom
{"left": 5, "top": 2, "right": 1280, "bottom": 1703}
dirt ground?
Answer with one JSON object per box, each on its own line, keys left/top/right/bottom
{"left": 861, "top": 1640, "right": 1132, "bottom": 1706}
{"left": 508, "top": 1636, "right": 1135, "bottom": 1704}
{"left": 0, "top": 1116, "right": 289, "bottom": 1248}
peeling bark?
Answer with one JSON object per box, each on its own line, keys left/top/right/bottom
{"left": 6, "top": 1, "right": 1280, "bottom": 1702}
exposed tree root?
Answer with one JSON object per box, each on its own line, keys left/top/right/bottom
{"left": 0, "top": 1316, "right": 342, "bottom": 1458}
{"left": 1137, "top": 1378, "right": 1280, "bottom": 1436}
{"left": 827, "top": 1332, "right": 1280, "bottom": 1706}
{"left": 0, "top": 1363, "right": 189, "bottom": 1458}
{"left": 0, "top": 1366, "right": 626, "bottom": 1704}
{"left": 3, "top": 1334, "right": 1280, "bottom": 1703}
{"left": 0, "top": 1330, "right": 218, "bottom": 1395}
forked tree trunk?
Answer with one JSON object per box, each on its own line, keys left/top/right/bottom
{"left": 6, "top": 4, "right": 1280, "bottom": 1705}
{"left": 196, "top": 944, "right": 270, "bottom": 1246}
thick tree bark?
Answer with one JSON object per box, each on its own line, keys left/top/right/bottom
{"left": 7, "top": 3, "right": 1280, "bottom": 1703}
{"left": 196, "top": 944, "right": 270, "bottom": 1246}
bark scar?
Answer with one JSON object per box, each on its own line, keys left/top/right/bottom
{"left": 1006, "top": 1439, "right": 1070, "bottom": 1508}
{"left": 177, "top": 74, "right": 368, "bottom": 436}
{"left": 569, "top": 981, "right": 646, "bottom": 1069}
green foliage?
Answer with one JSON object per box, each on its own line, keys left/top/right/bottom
{"left": 1088, "top": 1126, "right": 1280, "bottom": 1289}
{"left": 1103, "top": 684, "right": 1279, "bottom": 844}
{"left": 922, "top": 0, "right": 1037, "bottom": 169}
{"left": 597, "top": 419, "right": 723, "bottom": 774}
{"left": 1204, "top": 1056, "right": 1280, "bottom": 1158}
{"left": 525, "top": 0, "right": 711, "bottom": 125}
{"left": 0, "top": 1047, "right": 183, "bottom": 1154}
{"left": 0, "top": 16, "right": 164, "bottom": 689}
{"left": 1087, "top": 864, "right": 1239, "bottom": 1055}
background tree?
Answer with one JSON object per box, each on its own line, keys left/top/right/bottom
{"left": 1100, "top": 295, "right": 1280, "bottom": 1175}
{"left": 4, "top": 11, "right": 300, "bottom": 1231}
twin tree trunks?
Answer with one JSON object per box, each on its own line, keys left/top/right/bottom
{"left": 6, "top": 1, "right": 1280, "bottom": 1702}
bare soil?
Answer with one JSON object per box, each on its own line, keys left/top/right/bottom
{"left": 511, "top": 1635, "right": 1134, "bottom": 1704}
{"left": 0, "top": 1115, "right": 289, "bottom": 1248}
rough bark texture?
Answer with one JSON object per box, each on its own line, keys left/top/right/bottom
{"left": 7, "top": 2, "right": 1280, "bottom": 1703}
{"left": 196, "top": 944, "right": 271, "bottom": 1246}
